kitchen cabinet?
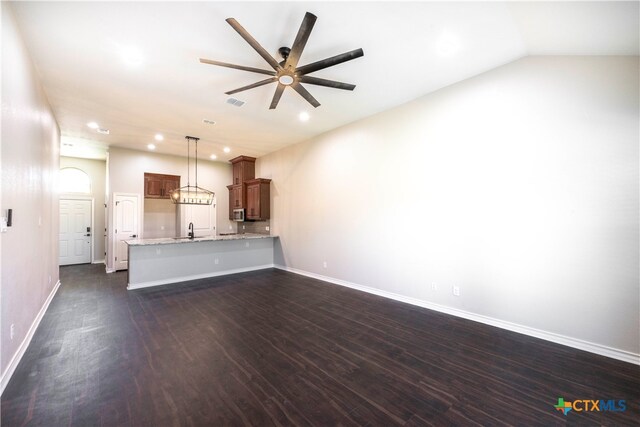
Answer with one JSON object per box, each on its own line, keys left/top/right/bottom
{"left": 227, "top": 184, "right": 245, "bottom": 219}
{"left": 144, "top": 173, "right": 180, "bottom": 199}
{"left": 245, "top": 178, "right": 271, "bottom": 220}
{"left": 230, "top": 156, "right": 256, "bottom": 185}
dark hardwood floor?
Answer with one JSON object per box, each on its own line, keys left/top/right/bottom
{"left": 2, "top": 264, "right": 638, "bottom": 426}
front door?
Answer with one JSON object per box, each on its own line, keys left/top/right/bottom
{"left": 114, "top": 194, "right": 139, "bottom": 271}
{"left": 59, "top": 199, "right": 92, "bottom": 265}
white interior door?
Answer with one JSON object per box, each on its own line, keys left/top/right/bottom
{"left": 182, "top": 201, "right": 216, "bottom": 237}
{"left": 59, "top": 199, "right": 92, "bottom": 265}
{"left": 114, "top": 194, "right": 139, "bottom": 271}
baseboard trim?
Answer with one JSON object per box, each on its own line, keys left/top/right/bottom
{"left": 127, "top": 264, "right": 275, "bottom": 290}
{"left": 274, "top": 264, "right": 639, "bottom": 366}
{"left": 92, "top": 259, "right": 105, "bottom": 265}
{"left": 1, "top": 279, "right": 62, "bottom": 395}
{"left": 105, "top": 267, "right": 115, "bottom": 273}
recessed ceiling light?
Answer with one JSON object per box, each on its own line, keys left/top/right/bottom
{"left": 87, "top": 122, "right": 99, "bottom": 129}
{"left": 154, "top": 133, "right": 163, "bottom": 141}
{"left": 97, "top": 128, "right": 110, "bottom": 135}
{"left": 299, "top": 112, "right": 310, "bottom": 122}
{"left": 223, "top": 147, "right": 231, "bottom": 153}
{"left": 147, "top": 144, "right": 156, "bottom": 150}
{"left": 210, "top": 154, "right": 217, "bottom": 160}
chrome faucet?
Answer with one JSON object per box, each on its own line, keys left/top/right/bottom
{"left": 188, "top": 222, "right": 194, "bottom": 239}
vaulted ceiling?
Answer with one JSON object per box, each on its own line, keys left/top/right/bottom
{"left": 8, "top": 1, "right": 639, "bottom": 161}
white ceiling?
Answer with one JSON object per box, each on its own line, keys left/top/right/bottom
{"left": 8, "top": 1, "right": 639, "bottom": 162}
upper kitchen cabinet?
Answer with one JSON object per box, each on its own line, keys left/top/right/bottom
{"left": 227, "top": 184, "right": 245, "bottom": 219}
{"left": 230, "top": 156, "right": 256, "bottom": 185}
{"left": 245, "top": 178, "right": 271, "bottom": 220}
{"left": 144, "top": 173, "right": 180, "bottom": 199}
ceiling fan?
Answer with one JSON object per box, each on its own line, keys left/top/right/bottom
{"left": 199, "top": 12, "right": 364, "bottom": 109}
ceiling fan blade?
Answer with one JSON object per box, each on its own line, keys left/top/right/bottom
{"left": 291, "top": 82, "right": 320, "bottom": 108}
{"left": 296, "top": 48, "right": 364, "bottom": 76}
{"left": 284, "top": 12, "right": 317, "bottom": 70}
{"left": 199, "top": 58, "right": 275, "bottom": 76}
{"left": 225, "top": 77, "right": 278, "bottom": 95}
{"left": 269, "top": 84, "right": 286, "bottom": 110}
{"left": 299, "top": 76, "right": 356, "bottom": 91}
{"left": 226, "top": 18, "right": 282, "bottom": 71}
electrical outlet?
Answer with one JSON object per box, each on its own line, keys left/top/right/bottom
{"left": 431, "top": 282, "right": 438, "bottom": 291}
{"left": 453, "top": 286, "right": 460, "bottom": 296}
{"left": 265, "top": 226, "right": 270, "bottom": 231}
{"left": 245, "top": 242, "right": 249, "bottom": 247}
{"left": 228, "top": 225, "right": 233, "bottom": 230}
{"left": 10, "top": 324, "right": 15, "bottom": 340}
{"left": 214, "top": 258, "right": 219, "bottom": 265}
{"left": 156, "top": 248, "right": 161, "bottom": 255}
{"left": 323, "top": 261, "right": 327, "bottom": 268}
{"left": 242, "top": 225, "right": 245, "bottom": 230}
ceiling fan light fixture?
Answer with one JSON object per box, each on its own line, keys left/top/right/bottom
{"left": 200, "top": 12, "right": 363, "bottom": 109}
{"left": 278, "top": 74, "right": 294, "bottom": 85}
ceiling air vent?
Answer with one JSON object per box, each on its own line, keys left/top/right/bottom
{"left": 202, "top": 119, "right": 216, "bottom": 125}
{"left": 226, "top": 98, "right": 245, "bottom": 107}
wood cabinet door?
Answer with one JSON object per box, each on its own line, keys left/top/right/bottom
{"left": 227, "top": 187, "right": 234, "bottom": 219}
{"left": 145, "top": 173, "right": 180, "bottom": 199}
{"left": 162, "top": 178, "right": 179, "bottom": 198}
{"left": 232, "top": 166, "right": 242, "bottom": 186}
{"left": 145, "top": 176, "right": 163, "bottom": 198}
{"left": 232, "top": 186, "right": 243, "bottom": 208}
{"left": 246, "top": 184, "right": 260, "bottom": 219}
{"left": 230, "top": 156, "right": 256, "bottom": 185}
{"left": 227, "top": 184, "right": 244, "bottom": 220}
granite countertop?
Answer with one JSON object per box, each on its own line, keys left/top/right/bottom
{"left": 126, "top": 233, "right": 276, "bottom": 246}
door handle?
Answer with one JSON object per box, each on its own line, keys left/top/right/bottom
{"left": 130, "top": 234, "right": 138, "bottom": 238}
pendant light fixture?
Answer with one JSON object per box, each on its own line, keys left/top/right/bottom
{"left": 170, "top": 136, "right": 214, "bottom": 205}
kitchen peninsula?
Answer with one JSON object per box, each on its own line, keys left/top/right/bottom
{"left": 125, "top": 234, "right": 276, "bottom": 290}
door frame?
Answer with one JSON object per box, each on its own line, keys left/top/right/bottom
{"left": 110, "top": 192, "right": 140, "bottom": 272}
{"left": 59, "top": 196, "right": 95, "bottom": 264}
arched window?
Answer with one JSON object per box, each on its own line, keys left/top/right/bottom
{"left": 60, "top": 167, "right": 91, "bottom": 194}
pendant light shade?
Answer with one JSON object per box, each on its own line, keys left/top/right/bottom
{"left": 170, "top": 136, "right": 214, "bottom": 205}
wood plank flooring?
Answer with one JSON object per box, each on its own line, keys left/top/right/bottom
{"left": 2, "top": 264, "right": 638, "bottom": 426}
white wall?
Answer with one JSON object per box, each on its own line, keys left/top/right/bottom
{"left": 60, "top": 157, "right": 107, "bottom": 262}
{"left": 106, "top": 147, "right": 233, "bottom": 271}
{"left": 257, "top": 56, "right": 639, "bottom": 359}
{"left": 1, "top": 4, "right": 61, "bottom": 387}
{"left": 143, "top": 198, "right": 177, "bottom": 239}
